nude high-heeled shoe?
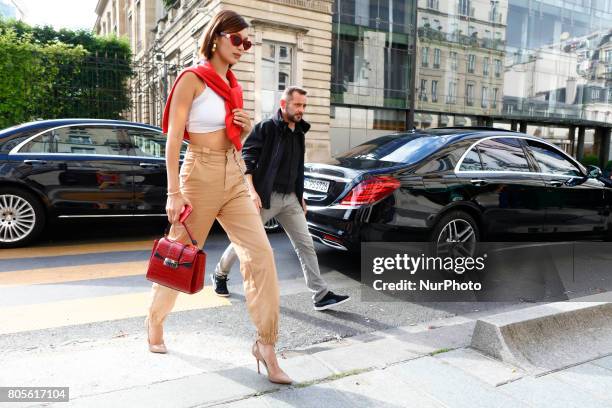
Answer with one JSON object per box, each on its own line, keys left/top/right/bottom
{"left": 145, "top": 317, "right": 167, "bottom": 354}
{"left": 251, "top": 340, "right": 292, "bottom": 385}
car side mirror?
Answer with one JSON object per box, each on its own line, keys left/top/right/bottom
{"left": 586, "top": 165, "right": 602, "bottom": 179}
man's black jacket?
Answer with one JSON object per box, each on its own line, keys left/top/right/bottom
{"left": 242, "top": 109, "right": 310, "bottom": 209}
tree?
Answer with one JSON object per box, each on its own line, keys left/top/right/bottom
{"left": 0, "top": 18, "right": 133, "bottom": 128}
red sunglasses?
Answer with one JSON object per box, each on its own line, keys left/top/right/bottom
{"left": 219, "top": 32, "right": 252, "bottom": 51}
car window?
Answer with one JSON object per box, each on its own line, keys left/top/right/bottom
{"left": 477, "top": 138, "right": 530, "bottom": 172}
{"left": 127, "top": 127, "right": 188, "bottom": 159}
{"left": 526, "top": 140, "right": 582, "bottom": 177}
{"left": 459, "top": 148, "right": 483, "bottom": 171}
{"left": 335, "top": 134, "right": 450, "bottom": 165}
{"left": 17, "top": 126, "right": 130, "bottom": 156}
{"left": 1, "top": 128, "right": 54, "bottom": 154}
{"left": 416, "top": 154, "right": 455, "bottom": 174}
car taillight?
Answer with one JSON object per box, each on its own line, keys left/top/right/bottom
{"left": 340, "top": 176, "right": 400, "bottom": 206}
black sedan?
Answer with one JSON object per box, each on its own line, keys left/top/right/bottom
{"left": 0, "top": 119, "right": 188, "bottom": 247}
{"left": 304, "top": 128, "right": 611, "bottom": 252}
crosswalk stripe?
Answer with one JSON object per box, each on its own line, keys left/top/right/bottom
{"left": 0, "top": 261, "right": 149, "bottom": 287}
{"left": 0, "top": 287, "right": 231, "bottom": 335}
{"left": 0, "top": 240, "right": 154, "bottom": 260}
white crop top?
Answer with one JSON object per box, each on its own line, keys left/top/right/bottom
{"left": 186, "top": 86, "right": 226, "bottom": 133}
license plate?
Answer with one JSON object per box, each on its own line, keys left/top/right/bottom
{"left": 304, "top": 178, "right": 330, "bottom": 193}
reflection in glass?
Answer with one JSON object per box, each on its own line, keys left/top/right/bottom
{"left": 20, "top": 126, "right": 131, "bottom": 156}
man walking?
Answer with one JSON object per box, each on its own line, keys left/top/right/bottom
{"left": 211, "top": 86, "right": 350, "bottom": 311}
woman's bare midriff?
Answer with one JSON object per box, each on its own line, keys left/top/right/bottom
{"left": 187, "top": 128, "right": 234, "bottom": 150}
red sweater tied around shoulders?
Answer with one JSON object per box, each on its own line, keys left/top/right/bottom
{"left": 162, "top": 61, "right": 244, "bottom": 151}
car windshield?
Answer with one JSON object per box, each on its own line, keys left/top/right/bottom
{"left": 335, "top": 134, "right": 449, "bottom": 164}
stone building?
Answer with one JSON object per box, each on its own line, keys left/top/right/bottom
{"left": 95, "top": 0, "right": 334, "bottom": 161}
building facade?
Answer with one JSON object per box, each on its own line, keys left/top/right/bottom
{"left": 331, "top": 0, "right": 612, "bottom": 164}
{"left": 95, "top": 0, "right": 334, "bottom": 161}
{"left": 95, "top": 0, "right": 612, "bottom": 164}
{"left": 94, "top": 0, "right": 159, "bottom": 64}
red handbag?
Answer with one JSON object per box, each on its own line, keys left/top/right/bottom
{"left": 146, "top": 208, "right": 206, "bottom": 294}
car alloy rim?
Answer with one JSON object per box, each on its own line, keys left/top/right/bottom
{"left": 0, "top": 194, "right": 36, "bottom": 243}
{"left": 436, "top": 219, "right": 476, "bottom": 259}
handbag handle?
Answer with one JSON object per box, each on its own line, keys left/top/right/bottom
{"left": 164, "top": 219, "right": 198, "bottom": 247}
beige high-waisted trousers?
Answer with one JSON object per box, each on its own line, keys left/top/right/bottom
{"left": 147, "top": 144, "right": 280, "bottom": 344}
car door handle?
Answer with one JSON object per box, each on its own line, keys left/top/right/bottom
{"left": 470, "top": 179, "right": 488, "bottom": 186}
{"left": 139, "top": 163, "right": 161, "bottom": 169}
{"left": 23, "top": 159, "right": 47, "bottom": 165}
{"left": 547, "top": 181, "right": 564, "bottom": 187}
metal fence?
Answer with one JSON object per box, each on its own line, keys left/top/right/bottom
{"left": 2, "top": 53, "right": 179, "bottom": 129}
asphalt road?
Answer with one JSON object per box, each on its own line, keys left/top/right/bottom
{"left": 0, "top": 219, "right": 546, "bottom": 353}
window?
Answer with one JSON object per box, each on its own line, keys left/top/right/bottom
{"left": 447, "top": 81, "right": 457, "bottom": 104}
{"left": 458, "top": 0, "right": 471, "bottom": 16}
{"left": 467, "top": 54, "right": 476, "bottom": 73}
{"left": 136, "top": 1, "right": 141, "bottom": 51}
{"left": 490, "top": 1, "right": 499, "bottom": 22}
{"left": 417, "top": 154, "right": 455, "bottom": 174}
{"left": 128, "top": 15, "right": 132, "bottom": 45}
{"left": 466, "top": 83, "right": 474, "bottom": 106}
{"left": 592, "top": 88, "right": 601, "bottom": 101}
{"left": 468, "top": 26, "right": 476, "bottom": 37}
{"left": 431, "top": 80, "right": 438, "bottom": 102}
{"left": 459, "top": 148, "right": 482, "bottom": 171}
{"left": 481, "top": 87, "right": 488, "bottom": 108}
{"left": 606, "top": 50, "right": 612, "bottom": 63}
{"left": 422, "top": 47, "right": 429, "bottom": 67}
{"left": 483, "top": 57, "right": 489, "bottom": 76}
{"left": 450, "top": 52, "right": 458, "bottom": 71}
{"left": 492, "top": 88, "right": 499, "bottom": 108}
{"left": 433, "top": 48, "right": 440, "bottom": 68}
{"left": 419, "top": 79, "right": 428, "bottom": 101}
{"left": 18, "top": 126, "right": 131, "bottom": 156}
{"left": 129, "top": 128, "right": 164, "bottom": 158}
{"left": 526, "top": 141, "right": 582, "bottom": 176}
{"left": 494, "top": 59, "right": 502, "bottom": 77}
{"left": 336, "top": 134, "right": 449, "bottom": 165}
{"left": 261, "top": 41, "right": 293, "bottom": 119}
{"left": 427, "top": 0, "right": 439, "bottom": 10}
{"left": 477, "top": 139, "right": 530, "bottom": 172}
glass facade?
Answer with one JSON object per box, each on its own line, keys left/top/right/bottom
{"left": 330, "top": 0, "right": 417, "bottom": 154}
{"left": 330, "top": 0, "right": 612, "bottom": 157}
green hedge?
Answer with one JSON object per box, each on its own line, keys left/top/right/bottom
{"left": 580, "top": 154, "right": 600, "bottom": 167}
{"left": 0, "top": 19, "right": 133, "bottom": 129}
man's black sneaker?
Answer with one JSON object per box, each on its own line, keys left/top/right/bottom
{"left": 313, "top": 291, "right": 350, "bottom": 311}
{"left": 211, "top": 273, "right": 229, "bottom": 297}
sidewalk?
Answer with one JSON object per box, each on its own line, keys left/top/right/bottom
{"left": 12, "top": 312, "right": 611, "bottom": 408}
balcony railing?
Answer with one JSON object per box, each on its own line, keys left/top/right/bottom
{"left": 418, "top": 26, "right": 506, "bottom": 51}
{"left": 489, "top": 11, "right": 502, "bottom": 23}
{"left": 457, "top": 6, "right": 475, "bottom": 17}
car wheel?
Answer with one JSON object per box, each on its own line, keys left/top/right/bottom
{"left": 0, "top": 187, "right": 46, "bottom": 248}
{"left": 430, "top": 210, "right": 479, "bottom": 263}
{"left": 264, "top": 217, "right": 281, "bottom": 232}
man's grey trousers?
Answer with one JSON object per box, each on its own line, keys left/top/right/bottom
{"left": 216, "top": 192, "right": 329, "bottom": 302}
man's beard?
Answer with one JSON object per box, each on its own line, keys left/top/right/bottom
{"left": 286, "top": 111, "right": 302, "bottom": 123}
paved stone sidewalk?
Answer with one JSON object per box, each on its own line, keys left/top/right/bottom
{"left": 15, "top": 314, "right": 612, "bottom": 408}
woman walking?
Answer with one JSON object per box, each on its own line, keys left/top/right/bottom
{"left": 145, "top": 9, "right": 292, "bottom": 385}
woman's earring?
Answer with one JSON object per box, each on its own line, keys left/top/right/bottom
{"left": 212, "top": 42, "right": 217, "bottom": 52}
